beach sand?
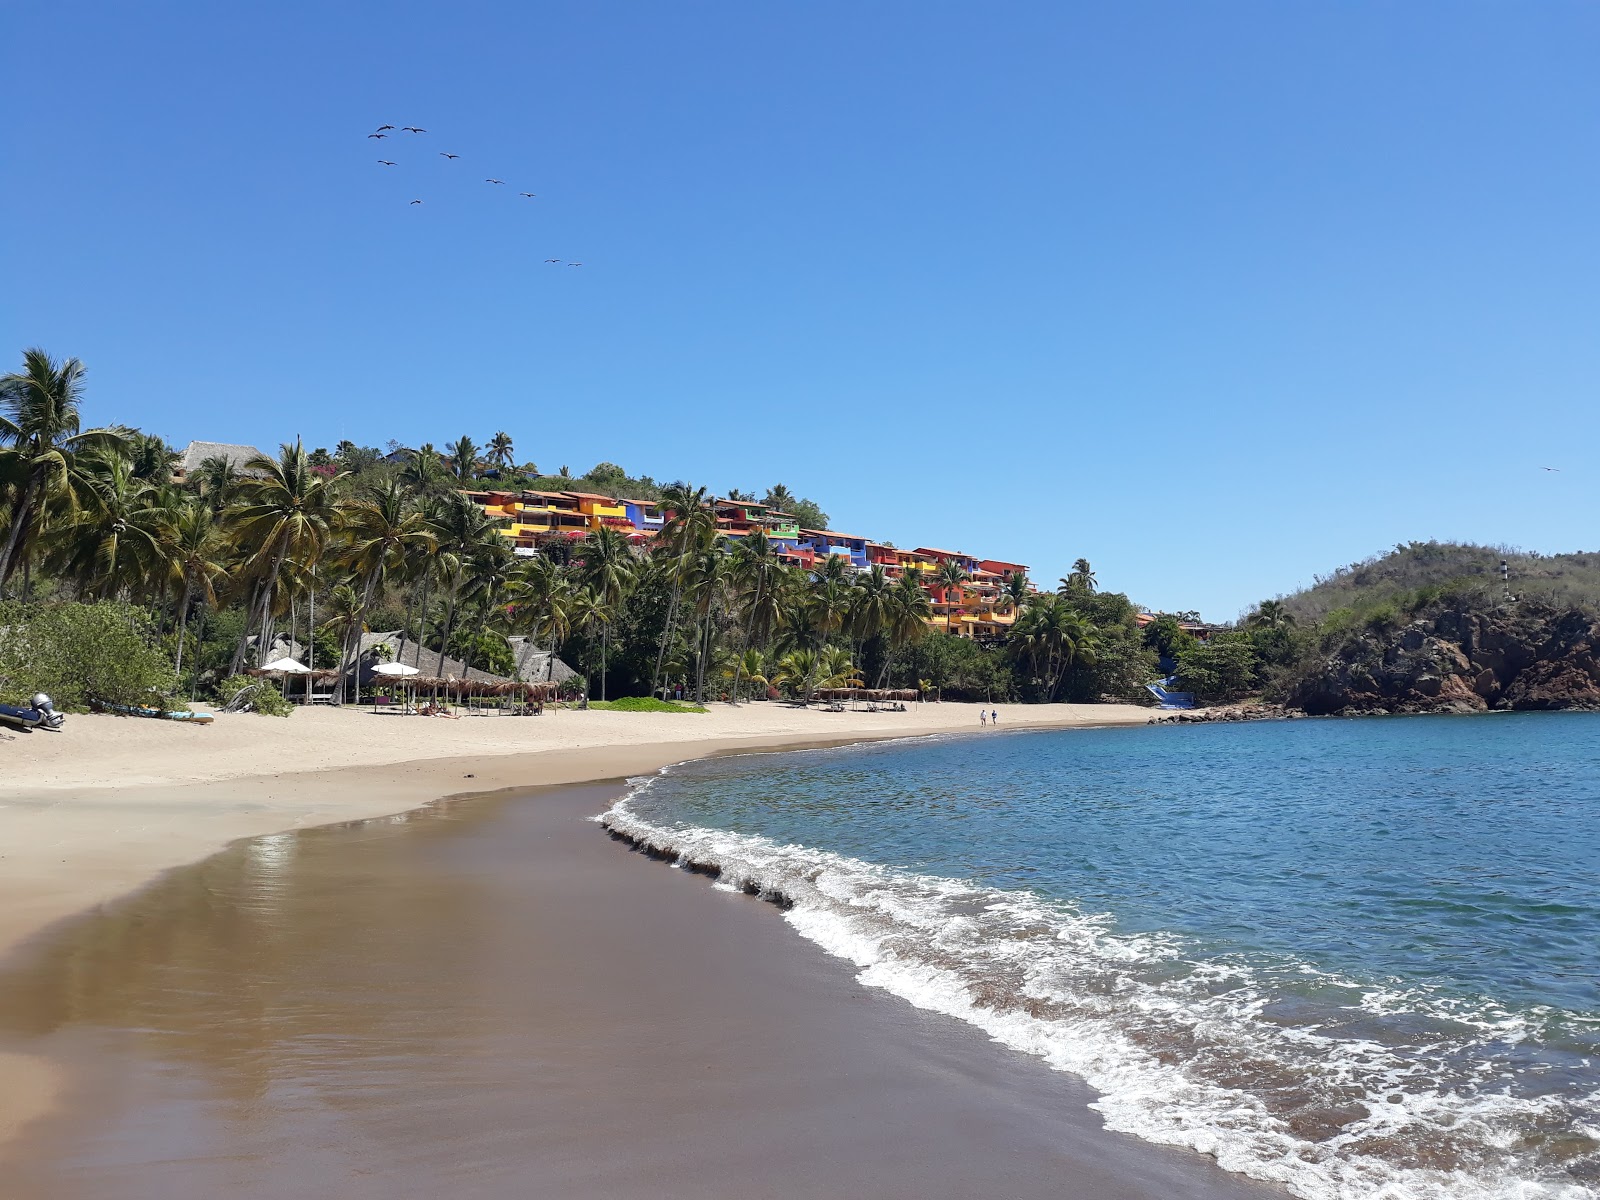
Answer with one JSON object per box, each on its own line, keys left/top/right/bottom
{"left": 0, "top": 700, "right": 1285, "bottom": 1197}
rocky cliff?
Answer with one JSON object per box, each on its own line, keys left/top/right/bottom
{"left": 1289, "top": 601, "right": 1600, "bottom": 715}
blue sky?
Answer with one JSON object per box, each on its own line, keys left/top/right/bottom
{"left": 8, "top": 2, "right": 1597, "bottom": 619}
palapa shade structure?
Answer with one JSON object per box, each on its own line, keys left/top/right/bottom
{"left": 812, "top": 688, "right": 920, "bottom": 703}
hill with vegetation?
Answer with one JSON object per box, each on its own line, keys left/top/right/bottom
{"left": 0, "top": 346, "right": 1152, "bottom": 713}
{"left": 1274, "top": 541, "right": 1600, "bottom": 625}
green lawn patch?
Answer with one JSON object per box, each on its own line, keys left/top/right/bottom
{"left": 585, "top": 696, "right": 709, "bottom": 714}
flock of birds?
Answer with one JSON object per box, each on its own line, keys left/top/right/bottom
{"left": 368, "top": 123, "right": 581, "bottom": 266}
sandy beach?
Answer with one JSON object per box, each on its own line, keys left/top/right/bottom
{"left": 0, "top": 699, "right": 1167, "bottom": 1167}
{"left": 0, "top": 770, "right": 1282, "bottom": 1199}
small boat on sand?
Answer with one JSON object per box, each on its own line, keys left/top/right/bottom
{"left": 90, "top": 700, "right": 214, "bottom": 725}
{"left": 0, "top": 694, "right": 66, "bottom": 732}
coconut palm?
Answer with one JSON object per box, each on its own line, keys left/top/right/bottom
{"left": 226, "top": 440, "right": 345, "bottom": 672}
{"left": 1000, "top": 571, "right": 1031, "bottom": 615}
{"left": 427, "top": 492, "right": 498, "bottom": 678}
{"left": 683, "top": 539, "right": 732, "bottom": 703}
{"left": 575, "top": 525, "right": 636, "bottom": 700}
{"left": 728, "top": 528, "right": 785, "bottom": 703}
{"left": 882, "top": 569, "right": 933, "bottom": 688}
{"left": 487, "top": 431, "right": 515, "bottom": 472}
{"left": 158, "top": 499, "right": 229, "bottom": 686}
{"left": 44, "top": 451, "right": 174, "bottom": 600}
{"left": 772, "top": 647, "right": 820, "bottom": 700}
{"left": 761, "top": 483, "right": 797, "bottom": 514}
{"left": 1012, "top": 594, "right": 1100, "bottom": 701}
{"left": 650, "top": 482, "right": 713, "bottom": 697}
{"left": 1247, "top": 599, "right": 1295, "bottom": 631}
{"left": 566, "top": 586, "right": 610, "bottom": 697}
{"left": 817, "top": 645, "right": 861, "bottom": 690}
{"left": 318, "top": 583, "right": 365, "bottom": 690}
{"left": 190, "top": 455, "right": 240, "bottom": 513}
{"left": 934, "top": 560, "right": 970, "bottom": 634}
{"left": 335, "top": 476, "right": 437, "bottom": 700}
{"left": 447, "top": 436, "right": 479, "bottom": 483}
{"left": 507, "top": 553, "right": 571, "bottom": 682}
{"left": 0, "top": 349, "right": 129, "bottom": 590}
{"left": 401, "top": 445, "right": 451, "bottom": 496}
{"left": 1060, "top": 558, "right": 1097, "bottom": 594}
{"left": 458, "top": 538, "right": 517, "bottom": 673}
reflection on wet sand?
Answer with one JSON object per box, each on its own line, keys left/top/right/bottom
{"left": 0, "top": 785, "right": 1285, "bottom": 1200}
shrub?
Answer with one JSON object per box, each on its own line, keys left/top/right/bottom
{"left": 586, "top": 696, "right": 707, "bottom": 713}
{"left": 1174, "top": 633, "right": 1261, "bottom": 703}
{"left": 217, "top": 674, "right": 294, "bottom": 717}
{"left": 0, "top": 600, "right": 178, "bottom": 711}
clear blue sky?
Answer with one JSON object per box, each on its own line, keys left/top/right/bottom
{"left": 8, "top": 2, "right": 1597, "bottom": 619}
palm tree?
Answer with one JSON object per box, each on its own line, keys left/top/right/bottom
{"left": 318, "top": 583, "right": 365, "bottom": 691}
{"left": 0, "top": 349, "right": 129, "bottom": 590}
{"left": 934, "top": 560, "right": 970, "bottom": 635}
{"left": 335, "top": 477, "right": 437, "bottom": 700}
{"left": 1247, "top": 599, "right": 1295, "bottom": 631}
{"left": 159, "top": 499, "right": 229, "bottom": 686}
{"left": 190, "top": 455, "right": 240, "bottom": 513}
{"left": 883, "top": 569, "right": 933, "bottom": 687}
{"left": 684, "top": 539, "right": 732, "bottom": 703}
{"left": 1000, "top": 571, "right": 1031, "bottom": 616}
{"left": 447, "top": 436, "right": 479, "bottom": 483}
{"left": 1012, "top": 594, "right": 1100, "bottom": 701}
{"left": 427, "top": 493, "right": 498, "bottom": 678}
{"left": 576, "top": 525, "right": 636, "bottom": 700}
{"left": 44, "top": 451, "right": 173, "bottom": 600}
{"left": 850, "top": 564, "right": 895, "bottom": 684}
{"left": 728, "top": 528, "right": 784, "bottom": 703}
{"left": 650, "top": 482, "right": 713, "bottom": 697}
{"left": 508, "top": 554, "right": 571, "bottom": 683}
{"left": 762, "top": 483, "right": 797, "bottom": 514}
{"left": 773, "top": 647, "right": 820, "bottom": 701}
{"left": 566, "top": 586, "right": 610, "bottom": 698}
{"left": 226, "top": 440, "right": 345, "bottom": 673}
{"left": 487, "top": 431, "right": 515, "bottom": 472}
{"left": 401, "top": 445, "right": 449, "bottom": 495}
{"left": 458, "top": 538, "right": 516, "bottom": 673}
{"left": 1060, "top": 558, "right": 1097, "bottom": 594}
{"left": 127, "top": 433, "right": 181, "bottom": 484}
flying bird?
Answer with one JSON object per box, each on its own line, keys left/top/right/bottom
{"left": 486, "top": 178, "right": 505, "bottom": 184}
{"left": 1542, "top": 466, "right": 1561, "bottom": 472}
{"left": 568, "top": 262, "right": 582, "bottom": 267}
{"left": 368, "top": 133, "right": 388, "bottom": 139}
{"left": 402, "top": 126, "right": 426, "bottom": 133}
{"left": 520, "top": 192, "right": 536, "bottom": 198}
{"left": 378, "top": 159, "right": 396, "bottom": 166}
{"left": 410, "top": 199, "right": 423, "bottom": 205}
{"left": 440, "top": 152, "right": 460, "bottom": 160}
{"left": 544, "top": 258, "right": 562, "bottom": 263}
{"left": 375, "top": 124, "right": 395, "bottom": 132}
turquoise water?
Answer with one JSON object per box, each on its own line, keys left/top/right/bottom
{"left": 605, "top": 713, "right": 1600, "bottom": 1200}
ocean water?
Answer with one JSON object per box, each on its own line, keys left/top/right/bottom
{"left": 603, "top": 713, "right": 1600, "bottom": 1200}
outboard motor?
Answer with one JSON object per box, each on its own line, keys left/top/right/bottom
{"left": 31, "top": 693, "right": 65, "bottom": 731}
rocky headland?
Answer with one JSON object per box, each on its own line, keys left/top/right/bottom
{"left": 1287, "top": 600, "right": 1600, "bottom": 716}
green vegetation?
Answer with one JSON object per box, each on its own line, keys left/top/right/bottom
{"left": 0, "top": 345, "right": 1158, "bottom": 710}
{"left": 217, "top": 673, "right": 294, "bottom": 717}
{"left": 585, "top": 696, "right": 708, "bottom": 713}
{"left": 0, "top": 600, "right": 180, "bottom": 710}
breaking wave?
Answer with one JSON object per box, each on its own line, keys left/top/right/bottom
{"left": 601, "top": 766, "right": 1600, "bottom": 1200}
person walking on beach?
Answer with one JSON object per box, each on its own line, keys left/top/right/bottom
{"left": 992, "top": 709, "right": 998, "bottom": 725}
{"left": 980, "top": 710, "right": 987, "bottom": 728}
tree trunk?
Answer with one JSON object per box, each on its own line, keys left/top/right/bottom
{"left": 728, "top": 574, "right": 763, "bottom": 706}
{"left": 341, "top": 569, "right": 380, "bottom": 705}
{"left": 0, "top": 477, "right": 41, "bottom": 593}
{"left": 600, "top": 624, "right": 607, "bottom": 702}
{"left": 436, "top": 578, "right": 459, "bottom": 679}
{"left": 173, "top": 578, "right": 194, "bottom": 687}
{"left": 651, "top": 579, "right": 682, "bottom": 699}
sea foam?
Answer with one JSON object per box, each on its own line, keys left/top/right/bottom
{"left": 601, "top": 768, "right": 1600, "bottom": 1200}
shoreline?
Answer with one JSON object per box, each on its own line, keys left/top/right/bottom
{"left": 0, "top": 775, "right": 1286, "bottom": 1200}
{"left": 0, "top": 700, "right": 1162, "bottom": 1156}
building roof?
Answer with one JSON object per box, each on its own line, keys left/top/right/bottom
{"left": 356, "top": 632, "right": 509, "bottom": 684}
{"left": 800, "top": 528, "right": 870, "bottom": 543}
{"left": 914, "top": 547, "right": 975, "bottom": 560}
{"left": 505, "top": 637, "right": 579, "bottom": 684}
{"left": 178, "top": 440, "right": 268, "bottom": 473}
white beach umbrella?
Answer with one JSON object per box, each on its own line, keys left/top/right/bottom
{"left": 259, "top": 656, "right": 310, "bottom": 674}
{"left": 372, "top": 662, "right": 420, "bottom": 677}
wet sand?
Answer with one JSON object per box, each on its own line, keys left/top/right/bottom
{"left": 0, "top": 782, "right": 1286, "bottom": 1199}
